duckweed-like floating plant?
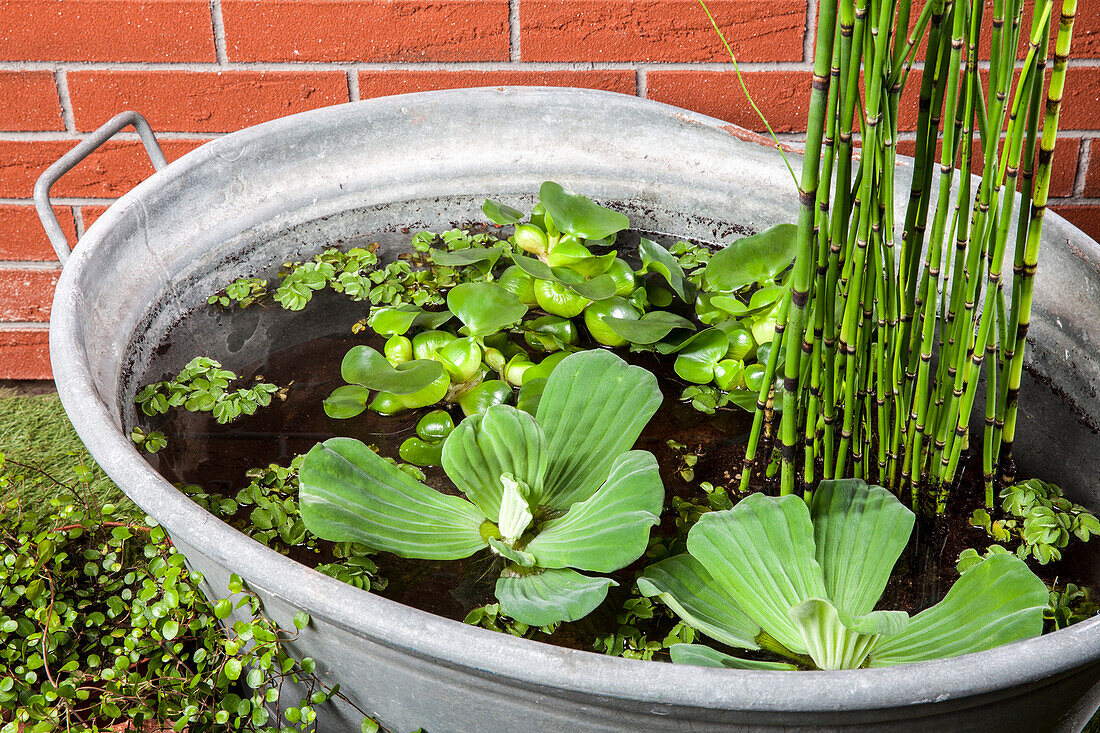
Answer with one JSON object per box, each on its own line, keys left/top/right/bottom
{"left": 639, "top": 479, "right": 1048, "bottom": 670}
{"left": 299, "top": 349, "right": 665, "bottom": 625}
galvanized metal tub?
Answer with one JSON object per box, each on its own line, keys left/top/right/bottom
{"left": 43, "top": 88, "right": 1100, "bottom": 732}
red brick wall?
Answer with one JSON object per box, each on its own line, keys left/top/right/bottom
{"left": 2, "top": 0, "right": 1098, "bottom": 379}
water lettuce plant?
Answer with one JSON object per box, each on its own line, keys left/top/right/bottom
{"left": 299, "top": 349, "right": 665, "bottom": 625}
{"left": 639, "top": 479, "right": 1048, "bottom": 670}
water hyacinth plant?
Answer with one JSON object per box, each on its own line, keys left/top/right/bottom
{"left": 639, "top": 479, "right": 1048, "bottom": 670}
{"left": 298, "top": 349, "right": 665, "bottom": 625}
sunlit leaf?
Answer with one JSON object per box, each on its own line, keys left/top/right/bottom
{"left": 668, "top": 643, "right": 797, "bottom": 671}
{"left": 442, "top": 405, "right": 547, "bottom": 522}
{"left": 687, "top": 493, "right": 825, "bottom": 655}
{"left": 704, "top": 223, "right": 798, "bottom": 292}
{"left": 482, "top": 199, "right": 525, "bottom": 225}
{"left": 868, "top": 553, "right": 1048, "bottom": 666}
{"left": 446, "top": 282, "right": 528, "bottom": 338}
{"left": 536, "top": 350, "right": 662, "bottom": 509}
{"left": 603, "top": 311, "right": 696, "bottom": 345}
{"left": 809, "top": 479, "right": 915, "bottom": 617}
{"left": 639, "top": 238, "right": 692, "bottom": 302}
{"left": 538, "top": 182, "right": 629, "bottom": 240}
{"left": 526, "top": 451, "right": 662, "bottom": 573}
{"left": 638, "top": 554, "right": 761, "bottom": 650}
{"left": 495, "top": 567, "right": 615, "bottom": 626}
{"left": 299, "top": 438, "right": 487, "bottom": 560}
{"left": 341, "top": 346, "right": 446, "bottom": 396}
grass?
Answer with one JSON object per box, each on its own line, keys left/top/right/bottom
{"left": 0, "top": 387, "right": 137, "bottom": 519}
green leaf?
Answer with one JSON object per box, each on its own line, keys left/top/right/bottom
{"left": 515, "top": 377, "right": 546, "bottom": 415}
{"left": 788, "top": 598, "right": 908, "bottom": 670}
{"left": 525, "top": 451, "right": 662, "bottom": 573}
{"left": 497, "top": 474, "right": 537, "bottom": 541}
{"left": 668, "top": 643, "right": 797, "bottom": 670}
{"left": 639, "top": 238, "right": 692, "bottom": 302}
{"left": 442, "top": 405, "right": 547, "bottom": 522}
{"left": 673, "top": 329, "right": 729, "bottom": 384}
{"left": 293, "top": 611, "right": 310, "bottom": 630}
{"left": 299, "top": 438, "right": 488, "bottom": 559}
{"left": 446, "top": 282, "right": 528, "bottom": 338}
{"left": 638, "top": 554, "right": 761, "bottom": 650}
{"left": 487, "top": 537, "right": 537, "bottom": 567}
{"left": 868, "top": 553, "right": 1048, "bottom": 667}
{"left": 495, "top": 567, "right": 615, "bottom": 626}
{"left": 687, "top": 493, "right": 825, "bottom": 655}
{"left": 224, "top": 657, "right": 242, "bottom": 681}
{"left": 341, "top": 346, "right": 445, "bottom": 396}
{"left": 809, "top": 479, "right": 915, "bottom": 617}
{"left": 509, "top": 253, "right": 617, "bottom": 301}
{"left": 431, "top": 247, "right": 505, "bottom": 269}
{"left": 603, "top": 311, "right": 696, "bottom": 345}
{"left": 323, "top": 385, "right": 371, "bottom": 419}
{"left": 536, "top": 350, "right": 662, "bottom": 510}
{"left": 704, "top": 223, "right": 798, "bottom": 292}
{"left": 538, "top": 181, "right": 629, "bottom": 240}
{"left": 368, "top": 305, "right": 453, "bottom": 337}
{"left": 483, "top": 199, "right": 525, "bottom": 225}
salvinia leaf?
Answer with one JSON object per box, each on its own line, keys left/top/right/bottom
{"left": 686, "top": 492, "right": 826, "bottom": 655}
{"left": 525, "top": 451, "right": 662, "bottom": 573}
{"left": 704, "top": 223, "right": 798, "bottom": 292}
{"left": 446, "top": 282, "right": 528, "bottom": 338}
{"left": 441, "top": 405, "right": 548, "bottom": 523}
{"left": 809, "top": 479, "right": 916, "bottom": 617}
{"left": 668, "top": 643, "right": 797, "bottom": 671}
{"left": 495, "top": 567, "right": 615, "bottom": 627}
{"left": 535, "top": 350, "right": 663, "bottom": 510}
{"left": 867, "top": 553, "right": 1048, "bottom": 667}
{"left": 299, "top": 438, "right": 487, "bottom": 560}
{"left": 538, "top": 181, "right": 629, "bottom": 241}
{"left": 788, "top": 598, "right": 908, "bottom": 671}
{"left": 340, "top": 346, "right": 446, "bottom": 396}
{"left": 637, "top": 554, "right": 762, "bottom": 650}
{"left": 639, "top": 237, "right": 693, "bottom": 302}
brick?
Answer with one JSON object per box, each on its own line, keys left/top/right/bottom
{"left": 80, "top": 205, "right": 111, "bottom": 230}
{"left": 0, "top": 205, "right": 74, "bottom": 261}
{"left": 896, "top": 136, "right": 1080, "bottom": 198}
{"left": 223, "top": 0, "right": 509, "bottom": 62}
{"left": 358, "top": 69, "right": 637, "bottom": 99}
{"left": 0, "top": 269, "right": 59, "bottom": 322}
{"left": 0, "top": 328, "right": 50, "bottom": 379}
{"left": 0, "top": 71, "right": 63, "bottom": 131}
{"left": 1052, "top": 205, "right": 1100, "bottom": 244}
{"left": 521, "top": 0, "right": 804, "bottom": 63}
{"left": 69, "top": 71, "right": 349, "bottom": 134}
{"left": 0, "top": 139, "right": 206, "bottom": 199}
{"left": 0, "top": 0, "right": 215, "bottom": 62}
{"left": 1060, "top": 68, "right": 1100, "bottom": 132}
{"left": 646, "top": 70, "right": 811, "bottom": 133}
{"left": 1084, "top": 139, "right": 1100, "bottom": 198}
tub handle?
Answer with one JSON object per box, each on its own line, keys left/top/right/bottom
{"left": 33, "top": 111, "right": 167, "bottom": 265}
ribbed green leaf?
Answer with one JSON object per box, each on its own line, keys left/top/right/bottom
{"left": 525, "top": 451, "right": 662, "bottom": 573}
{"left": 637, "top": 554, "right": 761, "bottom": 650}
{"left": 299, "top": 438, "right": 487, "bottom": 560}
{"left": 687, "top": 493, "right": 826, "bottom": 654}
{"left": 495, "top": 568, "right": 615, "bottom": 626}
{"left": 668, "top": 643, "right": 797, "bottom": 671}
{"left": 868, "top": 553, "right": 1048, "bottom": 667}
{"left": 535, "top": 350, "right": 662, "bottom": 509}
{"left": 810, "top": 479, "right": 916, "bottom": 617}
{"left": 441, "top": 405, "right": 548, "bottom": 522}
{"left": 788, "top": 598, "right": 908, "bottom": 671}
